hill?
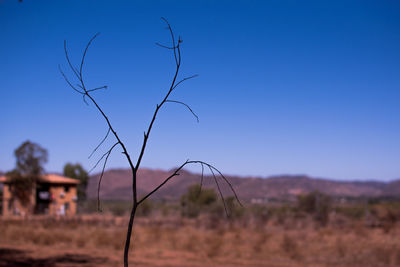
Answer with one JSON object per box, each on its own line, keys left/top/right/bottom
{"left": 87, "top": 168, "right": 400, "bottom": 201}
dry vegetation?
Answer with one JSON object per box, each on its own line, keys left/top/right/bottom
{"left": 1, "top": 200, "right": 400, "bottom": 267}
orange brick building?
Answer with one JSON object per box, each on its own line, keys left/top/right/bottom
{"left": 0, "top": 174, "right": 79, "bottom": 216}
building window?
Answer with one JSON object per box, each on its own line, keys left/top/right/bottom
{"left": 64, "top": 186, "right": 70, "bottom": 193}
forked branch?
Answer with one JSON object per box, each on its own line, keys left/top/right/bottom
{"left": 138, "top": 160, "right": 242, "bottom": 216}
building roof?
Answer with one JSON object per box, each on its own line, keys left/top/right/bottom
{"left": 0, "top": 174, "right": 80, "bottom": 185}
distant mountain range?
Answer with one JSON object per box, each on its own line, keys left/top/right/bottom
{"left": 87, "top": 168, "right": 400, "bottom": 201}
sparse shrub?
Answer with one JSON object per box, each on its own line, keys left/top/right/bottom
{"left": 249, "top": 204, "right": 269, "bottom": 222}
{"left": 226, "top": 196, "right": 244, "bottom": 219}
{"left": 181, "top": 184, "right": 217, "bottom": 218}
{"left": 381, "top": 209, "right": 397, "bottom": 234}
{"left": 335, "top": 205, "right": 366, "bottom": 220}
{"left": 77, "top": 199, "right": 98, "bottom": 214}
{"left": 109, "top": 204, "right": 127, "bottom": 216}
{"left": 270, "top": 205, "right": 291, "bottom": 226}
{"left": 182, "top": 202, "right": 201, "bottom": 218}
{"left": 161, "top": 203, "right": 171, "bottom": 216}
{"left": 298, "top": 191, "right": 331, "bottom": 226}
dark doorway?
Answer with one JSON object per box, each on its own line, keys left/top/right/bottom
{"left": 35, "top": 183, "right": 51, "bottom": 214}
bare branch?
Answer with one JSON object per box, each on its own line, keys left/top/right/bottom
{"left": 166, "top": 100, "right": 199, "bottom": 122}
{"left": 82, "top": 94, "right": 89, "bottom": 105}
{"left": 89, "top": 127, "right": 111, "bottom": 159}
{"left": 208, "top": 165, "right": 228, "bottom": 217}
{"left": 138, "top": 160, "right": 241, "bottom": 211}
{"left": 135, "top": 20, "right": 187, "bottom": 170}
{"left": 97, "top": 142, "right": 118, "bottom": 211}
{"left": 87, "top": 85, "right": 108, "bottom": 93}
{"left": 58, "top": 65, "right": 83, "bottom": 94}
{"left": 177, "top": 37, "right": 182, "bottom": 66}
{"left": 89, "top": 142, "right": 119, "bottom": 173}
{"left": 61, "top": 34, "right": 137, "bottom": 180}
{"left": 172, "top": 74, "right": 198, "bottom": 90}
{"left": 79, "top": 33, "right": 100, "bottom": 78}
{"left": 135, "top": 45, "right": 181, "bottom": 169}
{"left": 137, "top": 160, "right": 188, "bottom": 205}
{"left": 155, "top": 42, "right": 177, "bottom": 50}
{"left": 197, "top": 162, "right": 204, "bottom": 198}
{"left": 160, "top": 17, "right": 178, "bottom": 66}
{"left": 63, "top": 40, "right": 80, "bottom": 80}
{"left": 209, "top": 165, "right": 243, "bottom": 207}
{"left": 188, "top": 160, "right": 242, "bottom": 206}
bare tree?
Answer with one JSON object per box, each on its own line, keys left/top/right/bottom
{"left": 60, "top": 18, "right": 241, "bottom": 267}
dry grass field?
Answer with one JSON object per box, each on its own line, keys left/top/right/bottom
{"left": 1, "top": 211, "right": 400, "bottom": 267}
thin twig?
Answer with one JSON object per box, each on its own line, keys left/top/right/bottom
{"left": 138, "top": 160, "right": 241, "bottom": 211}
{"left": 97, "top": 142, "right": 118, "bottom": 211}
{"left": 137, "top": 160, "right": 188, "bottom": 205}
{"left": 161, "top": 17, "right": 178, "bottom": 66}
{"left": 82, "top": 95, "right": 89, "bottom": 105}
{"left": 58, "top": 65, "right": 83, "bottom": 94}
{"left": 209, "top": 165, "right": 228, "bottom": 217}
{"left": 134, "top": 18, "right": 182, "bottom": 171}
{"left": 197, "top": 162, "right": 204, "bottom": 198}
{"left": 89, "top": 127, "right": 111, "bottom": 159}
{"left": 173, "top": 74, "right": 198, "bottom": 90}
{"left": 63, "top": 41, "right": 80, "bottom": 80}
{"left": 209, "top": 165, "right": 243, "bottom": 206}
{"left": 155, "top": 42, "right": 176, "bottom": 50}
{"left": 89, "top": 142, "right": 119, "bottom": 173}
{"left": 166, "top": 100, "right": 199, "bottom": 122}
{"left": 80, "top": 33, "right": 100, "bottom": 78}
{"left": 87, "top": 85, "right": 108, "bottom": 93}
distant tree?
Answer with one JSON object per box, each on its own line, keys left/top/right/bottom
{"left": 63, "top": 163, "right": 89, "bottom": 201}
{"left": 6, "top": 141, "right": 48, "bottom": 208}
{"left": 14, "top": 140, "right": 48, "bottom": 176}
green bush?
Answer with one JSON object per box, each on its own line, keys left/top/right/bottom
{"left": 181, "top": 184, "right": 217, "bottom": 218}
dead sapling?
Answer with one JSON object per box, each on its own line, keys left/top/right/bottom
{"left": 59, "top": 18, "right": 241, "bottom": 267}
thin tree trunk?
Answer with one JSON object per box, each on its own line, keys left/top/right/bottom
{"left": 124, "top": 204, "right": 137, "bottom": 267}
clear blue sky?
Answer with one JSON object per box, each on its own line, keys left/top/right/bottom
{"left": 1, "top": 0, "right": 399, "bottom": 181}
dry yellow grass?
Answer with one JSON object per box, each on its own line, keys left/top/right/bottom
{"left": 0, "top": 215, "right": 399, "bottom": 266}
